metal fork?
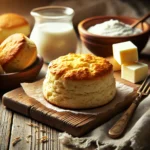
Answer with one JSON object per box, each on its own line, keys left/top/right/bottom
{"left": 108, "top": 75, "right": 150, "bottom": 139}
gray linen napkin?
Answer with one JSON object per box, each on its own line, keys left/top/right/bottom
{"left": 59, "top": 95, "right": 150, "bottom": 150}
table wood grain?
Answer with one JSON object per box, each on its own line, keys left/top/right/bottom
{"left": 0, "top": 44, "right": 150, "bottom": 150}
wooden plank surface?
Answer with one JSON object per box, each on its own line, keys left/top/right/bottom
{"left": 5, "top": 112, "right": 94, "bottom": 150}
{"left": 9, "top": 114, "right": 32, "bottom": 150}
{"left": 0, "top": 95, "right": 13, "bottom": 150}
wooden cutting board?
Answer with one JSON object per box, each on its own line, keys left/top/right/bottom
{"left": 2, "top": 71, "right": 139, "bottom": 137}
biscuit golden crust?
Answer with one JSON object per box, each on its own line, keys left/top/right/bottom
{"left": 0, "top": 33, "right": 37, "bottom": 72}
{"left": 0, "top": 13, "right": 29, "bottom": 29}
{"left": 0, "top": 33, "right": 25, "bottom": 66}
{"left": 49, "top": 53, "right": 113, "bottom": 80}
{"left": 43, "top": 53, "right": 116, "bottom": 109}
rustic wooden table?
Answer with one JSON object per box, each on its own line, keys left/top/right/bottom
{"left": 0, "top": 44, "right": 150, "bottom": 150}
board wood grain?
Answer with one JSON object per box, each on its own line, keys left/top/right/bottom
{"left": 0, "top": 96, "right": 13, "bottom": 150}
{"left": 2, "top": 73, "right": 138, "bottom": 137}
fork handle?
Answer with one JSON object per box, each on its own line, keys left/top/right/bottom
{"left": 108, "top": 95, "right": 141, "bottom": 139}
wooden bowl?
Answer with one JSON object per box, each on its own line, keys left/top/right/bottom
{"left": 78, "top": 16, "right": 150, "bottom": 57}
{"left": 0, "top": 55, "right": 43, "bottom": 91}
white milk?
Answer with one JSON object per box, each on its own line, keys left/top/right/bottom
{"left": 30, "top": 22, "right": 78, "bottom": 62}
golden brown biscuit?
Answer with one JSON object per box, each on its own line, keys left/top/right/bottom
{"left": 43, "top": 53, "right": 116, "bottom": 109}
{"left": 0, "top": 33, "right": 37, "bottom": 73}
{"left": 0, "top": 13, "right": 30, "bottom": 43}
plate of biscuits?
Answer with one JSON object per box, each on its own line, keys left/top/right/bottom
{"left": 0, "top": 33, "right": 43, "bottom": 91}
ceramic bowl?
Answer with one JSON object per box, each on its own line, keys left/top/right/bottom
{"left": 0, "top": 55, "right": 43, "bottom": 91}
{"left": 78, "top": 16, "right": 150, "bottom": 57}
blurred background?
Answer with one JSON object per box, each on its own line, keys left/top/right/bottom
{"left": 1, "top": 0, "right": 150, "bottom": 28}
{"left": 1, "top": 0, "right": 150, "bottom": 52}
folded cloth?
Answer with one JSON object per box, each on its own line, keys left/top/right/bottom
{"left": 59, "top": 95, "right": 150, "bottom": 150}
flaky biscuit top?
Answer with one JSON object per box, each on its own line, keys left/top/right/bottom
{"left": 0, "top": 33, "right": 36, "bottom": 67}
{"left": 48, "top": 53, "right": 113, "bottom": 80}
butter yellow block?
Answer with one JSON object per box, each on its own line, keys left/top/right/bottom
{"left": 113, "top": 41, "right": 138, "bottom": 65}
{"left": 121, "top": 62, "right": 148, "bottom": 83}
{"left": 106, "top": 56, "right": 121, "bottom": 71}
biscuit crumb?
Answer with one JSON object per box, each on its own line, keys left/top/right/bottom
{"left": 40, "top": 136, "right": 49, "bottom": 143}
{"left": 35, "top": 128, "right": 39, "bottom": 133}
{"left": 26, "top": 122, "right": 39, "bottom": 128}
{"left": 37, "top": 136, "right": 49, "bottom": 143}
{"left": 12, "top": 137, "right": 21, "bottom": 146}
{"left": 26, "top": 135, "right": 32, "bottom": 143}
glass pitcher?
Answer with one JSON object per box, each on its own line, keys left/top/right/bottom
{"left": 30, "top": 6, "right": 78, "bottom": 63}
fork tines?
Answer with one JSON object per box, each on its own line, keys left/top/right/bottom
{"left": 137, "top": 75, "right": 150, "bottom": 95}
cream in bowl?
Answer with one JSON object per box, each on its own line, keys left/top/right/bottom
{"left": 78, "top": 16, "right": 150, "bottom": 57}
{"left": 88, "top": 19, "right": 142, "bottom": 37}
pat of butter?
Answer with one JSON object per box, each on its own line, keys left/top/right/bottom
{"left": 113, "top": 41, "right": 138, "bottom": 65}
{"left": 121, "top": 62, "right": 148, "bottom": 83}
{"left": 106, "top": 56, "right": 121, "bottom": 71}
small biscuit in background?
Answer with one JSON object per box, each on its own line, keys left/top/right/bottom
{"left": 0, "top": 13, "right": 30, "bottom": 43}
{"left": 0, "top": 33, "right": 37, "bottom": 73}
